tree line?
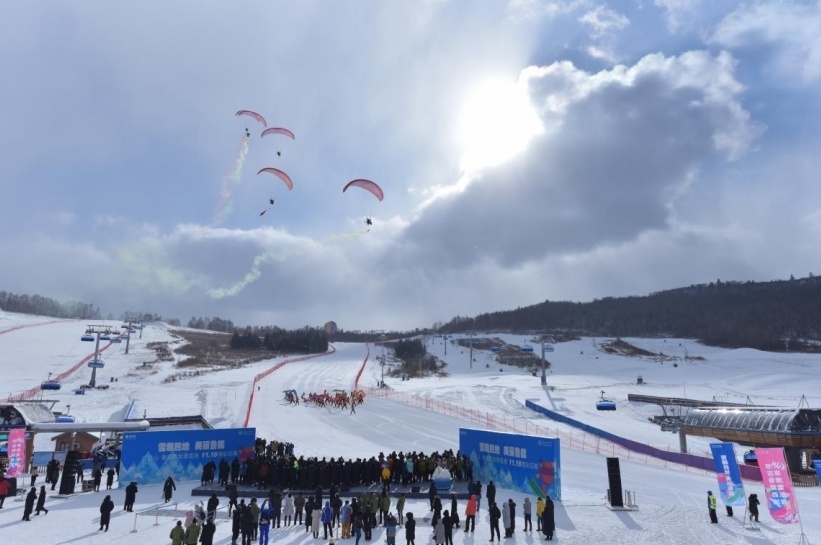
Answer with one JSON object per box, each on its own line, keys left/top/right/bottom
{"left": 439, "top": 275, "right": 821, "bottom": 351}
{"left": 0, "top": 290, "right": 101, "bottom": 320}
{"left": 230, "top": 326, "right": 328, "bottom": 354}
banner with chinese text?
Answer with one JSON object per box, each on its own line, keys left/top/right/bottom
{"left": 459, "top": 428, "right": 561, "bottom": 500}
{"left": 814, "top": 461, "right": 821, "bottom": 486}
{"left": 6, "top": 428, "right": 27, "bottom": 478}
{"left": 119, "top": 428, "right": 256, "bottom": 485}
{"left": 755, "top": 448, "right": 800, "bottom": 524}
{"left": 709, "top": 443, "right": 745, "bottom": 506}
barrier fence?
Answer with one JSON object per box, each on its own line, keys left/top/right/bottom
{"left": 366, "top": 388, "right": 762, "bottom": 480}
{"left": 243, "top": 347, "right": 337, "bottom": 427}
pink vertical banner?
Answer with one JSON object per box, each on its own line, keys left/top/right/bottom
{"left": 755, "top": 448, "right": 800, "bottom": 524}
{"left": 6, "top": 428, "right": 27, "bottom": 478}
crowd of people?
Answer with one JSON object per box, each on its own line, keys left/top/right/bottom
{"left": 206, "top": 438, "right": 475, "bottom": 492}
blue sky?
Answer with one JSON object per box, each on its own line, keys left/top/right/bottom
{"left": 2, "top": 0, "right": 821, "bottom": 330}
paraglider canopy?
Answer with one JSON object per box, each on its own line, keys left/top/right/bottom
{"left": 343, "top": 179, "right": 383, "bottom": 201}
{"left": 324, "top": 321, "right": 338, "bottom": 335}
{"left": 258, "top": 168, "right": 294, "bottom": 190}
{"left": 261, "top": 127, "right": 295, "bottom": 140}
{"left": 236, "top": 110, "right": 267, "bottom": 127}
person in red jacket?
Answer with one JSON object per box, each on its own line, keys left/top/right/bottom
{"left": 464, "top": 495, "right": 477, "bottom": 532}
{"left": 0, "top": 477, "right": 9, "bottom": 509}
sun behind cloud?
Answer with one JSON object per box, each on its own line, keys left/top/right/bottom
{"left": 458, "top": 79, "right": 543, "bottom": 173}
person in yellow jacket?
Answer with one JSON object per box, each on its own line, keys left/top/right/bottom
{"left": 169, "top": 520, "right": 185, "bottom": 545}
{"left": 707, "top": 491, "right": 718, "bottom": 523}
{"left": 535, "top": 498, "right": 545, "bottom": 532}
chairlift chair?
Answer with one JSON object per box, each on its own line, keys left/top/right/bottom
{"left": 81, "top": 334, "right": 94, "bottom": 342}
{"left": 87, "top": 359, "right": 105, "bottom": 368}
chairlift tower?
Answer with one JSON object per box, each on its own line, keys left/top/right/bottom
{"left": 379, "top": 333, "right": 387, "bottom": 387}
{"left": 85, "top": 324, "right": 114, "bottom": 388}
{"left": 541, "top": 336, "right": 555, "bottom": 386}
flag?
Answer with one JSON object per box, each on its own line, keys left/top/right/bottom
{"left": 709, "top": 443, "right": 745, "bottom": 506}
{"left": 755, "top": 448, "right": 800, "bottom": 524}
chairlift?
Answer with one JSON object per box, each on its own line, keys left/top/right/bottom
{"left": 743, "top": 450, "right": 758, "bottom": 466}
{"left": 110, "top": 337, "right": 122, "bottom": 343}
{"left": 596, "top": 390, "right": 616, "bottom": 411}
{"left": 100, "top": 334, "right": 111, "bottom": 341}
{"left": 56, "top": 415, "right": 75, "bottom": 423}
{"left": 81, "top": 334, "right": 95, "bottom": 342}
{"left": 41, "top": 380, "right": 62, "bottom": 391}
{"left": 88, "top": 359, "right": 105, "bottom": 368}
{"left": 490, "top": 346, "right": 501, "bottom": 352}
{"left": 521, "top": 345, "right": 534, "bottom": 352}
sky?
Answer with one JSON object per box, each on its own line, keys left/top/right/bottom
{"left": 2, "top": 1, "right": 821, "bottom": 331}
{"left": 1, "top": 314, "right": 820, "bottom": 544}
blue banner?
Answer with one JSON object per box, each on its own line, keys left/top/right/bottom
{"left": 710, "top": 443, "right": 745, "bottom": 507}
{"left": 119, "top": 428, "right": 256, "bottom": 485}
{"left": 459, "top": 428, "right": 561, "bottom": 500}
{"left": 814, "top": 461, "right": 821, "bottom": 486}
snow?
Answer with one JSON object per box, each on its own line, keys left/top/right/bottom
{"left": 0, "top": 312, "right": 819, "bottom": 544}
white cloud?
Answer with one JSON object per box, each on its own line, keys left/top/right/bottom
{"left": 712, "top": 0, "right": 821, "bottom": 82}
{"left": 579, "top": 5, "right": 630, "bottom": 38}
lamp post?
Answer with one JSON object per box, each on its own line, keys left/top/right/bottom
{"left": 468, "top": 331, "right": 474, "bottom": 369}
{"left": 541, "top": 337, "right": 554, "bottom": 386}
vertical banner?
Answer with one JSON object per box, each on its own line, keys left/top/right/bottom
{"left": 814, "top": 461, "right": 821, "bottom": 486}
{"left": 6, "top": 428, "right": 27, "bottom": 478}
{"left": 709, "top": 443, "right": 745, "bottom": 506}
{"left": 755, "top": 448, "right": 800, "bottom": 524}
{"left": 459, "top": 428, "right": 561, "bottom": 500}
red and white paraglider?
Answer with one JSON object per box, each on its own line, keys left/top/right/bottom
{"left": 343, "top": 179, "right": 383, "bottom": 201}
{"left": 236, "top": 110, "right": 267, "bottom": 127}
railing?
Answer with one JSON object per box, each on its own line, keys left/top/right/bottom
{"left": 132, "top": 501, "right": 178, "bottom": 533}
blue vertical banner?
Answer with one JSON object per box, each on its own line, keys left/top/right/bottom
{"left": 710, "top": 443, "right": 745, "bottom": 507}
{"left": 120, "top": 428, "right": 256, "bottom": 485}
{"left": 814, "top": 461, "right": 821, "bottom": 486}
{"left": 460, "top": 428, "right": 561, "bottom": 500}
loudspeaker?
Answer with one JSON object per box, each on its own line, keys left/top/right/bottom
{"left": 606, "top": 457, "right": 623, "bottom": 507}
{"left": 59, "top": 450, "right": 80, "bottom": 495}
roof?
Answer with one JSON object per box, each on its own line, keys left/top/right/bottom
{"left": 0, "top": 402, "right": 56, "bottom": 425}
{"left": 684, "top": 407, "right": 821, "bottom": 433}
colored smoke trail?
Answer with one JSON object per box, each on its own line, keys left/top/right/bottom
{"left": 209, "top": 249, "right": 285, "bottom": 299}
{"left": 211, "top": 135, "right": 250, "bottom": 226}
{"left": 208, "top": 229, "right": 370, "bottom": 299}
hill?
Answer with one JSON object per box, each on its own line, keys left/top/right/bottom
{"left": 441, "top": 275, "right": 821, "bottom": 351}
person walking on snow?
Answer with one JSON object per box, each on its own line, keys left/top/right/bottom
{"left": 35, "top": 485, "right": 49, "bottom": 515}
{"left": 163, "top": 476, "right": 177, "bottom": 502}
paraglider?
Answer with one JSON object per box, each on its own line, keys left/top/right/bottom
{"left": 365, "top": 217, "right": 373, "bottom": 226}
{"left": 343, "top": 179, "right": 383, "bottom": 201}
{"left": 261, "top": 127, "right": 295, "bottom": 140}
{"left": 324, "top": 321, "right": 338, "bottom": 335}
{"left": 245, "top": 128, "right": 250, "bottom": 138}
{"left": 259, "top": 198, "right": 275, "bottom": 216}
{"left": 257, "top": 168, "right": 294, "bottom": 190}
{"left": 236, "top": 110, "right": 267, "bottom": 127}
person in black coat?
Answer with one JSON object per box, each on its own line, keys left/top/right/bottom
{"left": 450, "top": 495, "right": 460, "bottom": 529}
{"left": 163, "top": 476, "right": 177, "bottom": 502}
{"left": 486, "top": 481, "right": 496, "bottom": 508}
{"left": 106, "top": 467, "right": 116, "bottom": 490}
{"left": 35, "top": 485, "right": 49, "bottom": 515}
{"left": 232, "top": 507, "right": 242, "bottom": 545}
{"left": 405, "top": 512, "right": 416, "bottom": 545}
{"left": 22, "top": 487, "right": 37, "bottom": 521}
{"left": 748, "top": 493, "right": 760, "bottom": 522}
{"left": 240, "top": 507, "right": 254, "bottom": 545}
{"left": 207, "top": 493, "right": 220, "bottom": 518}
{"left": 93, "top": 467, "right": 102, "bottom": 492}
{"left": 201, "top": 516, "right": 217, "bottom": 545}
{"left": 124, "top": 481, "right": 138, "bottom": 511}
{"left": 508, "top": 499, "right": 516, "bottom": 534}
{"left": 99, "top": 494, "right": 115, "bottom": 531}
{"left": 541, "top": 497, "right": 555, "bottom": 541}
{"left": 442, "top": 510, "right": 454, "bottom": 545}
{"left": 428, "top": 482, "right": 436, "bottom": 510}
{"left": 489, "top": 502, "right": 501, "bottom": 542}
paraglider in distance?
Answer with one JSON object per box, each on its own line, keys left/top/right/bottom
{"left": 236, "top": 110, "right": 267, "bottom": 127}
{"left": 343, "top": 179, "right": 383, "bottom": 201}
{"left": 257, "top": 168, "right": 294, "bottom": 190}
{"left": 245, "top": 128, "right": 250, "bottom": 137}
{"left": 324, "top": 321, "right": 338, "bottom": 335}
{"left": 365, "top": 217, "right": 373, "bottom": 226}
{"left": 261, "top": 127, "right": 295, "bottom": 140}
{"left": 260, "top": 198, "right": 275, "bottom": 216}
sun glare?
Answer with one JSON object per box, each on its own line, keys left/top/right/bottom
{"left": 458, "top": 80, "right": 542, "bottom": 173}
